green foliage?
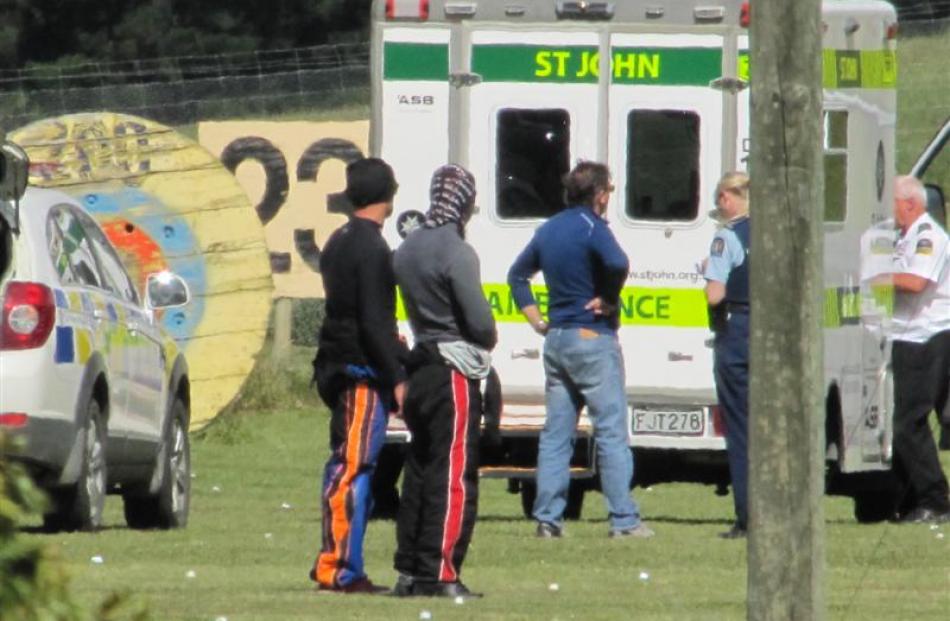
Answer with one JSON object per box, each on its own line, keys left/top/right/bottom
{"left": 4, "top": 0, "right": 372, "bottom": 68}
{"left": 0, "top": 433, "right": 83, "bottom": 621}
{"left": 0, "top": 435, "right": 151, "bottom": 621}
{"left": 896, "top": 28, "right": 950, "bottom": 199}
{"left": 291, "top": 298, "right": 325, "bottom": 347}
{"left": 214, "top": 345, "right": 322, "bottom": 422}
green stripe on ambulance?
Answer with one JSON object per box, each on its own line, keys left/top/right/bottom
{"left": 738, "top": 49, "right": 896, "bottom": 88}
{"left": 383, "top": 42, "right": 449, "bottom": 81}
{"left": 471, "top": 45, "right": 722, "bottom": 85}
{"left": 398, "top": 283, "right": 710, "bottom": 327}
{"left": 384, "top": 43, "right": 895, "bottom": 89}
{"left": 399, "top": 283, "right": 892, "bottom": 329}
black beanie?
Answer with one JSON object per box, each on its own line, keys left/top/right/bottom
{"left": 345, "top": 158, "right": 397, "bottom": 208}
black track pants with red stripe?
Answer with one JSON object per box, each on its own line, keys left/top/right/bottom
{"left": 395, "top": 364, "right": 481, "bottom": 583}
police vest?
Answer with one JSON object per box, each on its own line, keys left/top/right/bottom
{"left": 725, "top": 217, "right": 750, "bottom": 306}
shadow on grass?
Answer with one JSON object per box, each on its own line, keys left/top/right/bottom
{"left": 19, "top": 524, "right": 135, "bottom": 535}
{"left": 474, "top": 514, "right": 734, "bottom": 526}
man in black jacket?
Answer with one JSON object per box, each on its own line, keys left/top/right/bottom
{"left": 309, "top": 157, "right": 407, "bottom": 593}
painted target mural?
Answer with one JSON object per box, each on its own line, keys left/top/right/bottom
{"left": 11, "top": 113, "right": 273, "bottom": 428}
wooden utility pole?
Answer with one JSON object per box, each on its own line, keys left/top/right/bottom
{"left": 748, "top": 0, "right": 825, "bottom": 619}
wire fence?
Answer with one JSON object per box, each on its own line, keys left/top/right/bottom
{"left": 0, "top": 15, "right": 946, "bottom": 132}
{"left": 0, "top": 42, "right": 371, "bottom": 128}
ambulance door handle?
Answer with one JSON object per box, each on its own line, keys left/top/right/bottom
{"left": 449, "top": 72, "right": 482, "bottom": 88}
{"left": 709, "top": 76, "right": 748, "bottom": 93}
{"left": 512, "top": 348, "right": 540, "bottom": 360}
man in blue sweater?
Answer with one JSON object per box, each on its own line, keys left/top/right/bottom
{"left": 507, "top": 161, "right": 653, "bottom": 539}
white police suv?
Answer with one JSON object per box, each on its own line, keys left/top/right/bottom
{"left": 1, "top": 150, "right": 193, "bottom": 531}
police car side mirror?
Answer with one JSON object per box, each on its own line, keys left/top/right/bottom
{"left": 145, "top": 271, "right": 191, "bottom": 310}
{"left": 0, "top": 142, "right": 29, "bottom": 202}
{"left": 924, "top": 183, "right": 946, "bottom": 230}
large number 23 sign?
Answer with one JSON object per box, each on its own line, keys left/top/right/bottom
{"left": 219, "top": 136, "right": 364, "bottom": 274}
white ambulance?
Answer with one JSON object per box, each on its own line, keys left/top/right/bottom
{"left": 370, "top": 0, "right": 901, "bottom": 521}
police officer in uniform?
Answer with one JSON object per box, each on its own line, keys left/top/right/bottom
{"left": 702, "top": 171, "right": 751, "bottom": 539}
{"left": 888, "top": 175, "right": 950, "bottom": 523}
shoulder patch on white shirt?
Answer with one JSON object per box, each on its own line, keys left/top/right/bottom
{"left": 915, "top": 238, "right": 934, "bottom": 255}
{"left": 711, "top": 238, "right": 725, "bottom": 257}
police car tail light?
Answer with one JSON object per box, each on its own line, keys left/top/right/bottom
{"left": 1, "top": 282, "right": 55, "bottom": 351}
{"left": 0, "top": 413, "right": 28, "bottom": 428}
{"left": 386, "top": 0, "right": 430, "bottom": 20}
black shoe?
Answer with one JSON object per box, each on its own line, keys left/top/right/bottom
{"left": 900, "top": 506, "right": 950, "bottom": 524}
{"left": 536, "top": 522, "right": 563, "bottom": 538}
{"left": 718, "top": 524, "right": 747, "bottom": 539}
{"left": 317, "top": 578, "right": 389, "bottom": 595}
{"left": 411, "top": 581, "right": 483, "bottom": 599}
{"left": 389, "top": 574, "right": 415, "bottom": 597}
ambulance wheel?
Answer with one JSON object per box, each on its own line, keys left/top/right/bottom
{"left": 519, "top": 480, "right": 585, "bottom": 520}
{"left": 853, "top": 491, "right": 897, "bottom": 523}
{"left": 519, "top": 481, "right": 536, "bottom": 519}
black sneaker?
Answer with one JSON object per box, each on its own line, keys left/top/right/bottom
{"left": 389, "top": 573, "right": 416, "bottom": 597}
{"left": 900, "top": 506, "right": 950, "bottom": 524}
{"left": 536, "top": 522, "right": 563, "bottom": 538}
{"left": 412, "top": 581, "right": 483, "bottom": 599}
{"left": 718, "top": 524, "right": 747, "bottom": 539}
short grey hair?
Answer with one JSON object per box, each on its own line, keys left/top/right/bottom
{"left": 894, "top": 175, "right": 926, "bottom": 207}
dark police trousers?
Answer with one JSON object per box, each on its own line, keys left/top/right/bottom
{"left": 395, "top": 361, "right": 481, "bottom": 583}
{"left": 713, "top": 309, "right": 750, "bottom": 529}
{"left": 892, "top": 330, "right": 950, "bottom": 512}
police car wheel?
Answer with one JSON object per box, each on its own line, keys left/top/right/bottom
{"left": 43, "top": 399, "right": 107, "bottom": 532}
{"left": 123, "top": 399, "right": 191, "bottom": 529}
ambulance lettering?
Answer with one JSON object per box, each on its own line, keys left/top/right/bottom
{"left": 619, "top": 293, "right": 672, "bottom": 321}
{"left": 534, "top": 50, "right": 572, "bottom": 77}
{"left": 397, "top": 94, "right": 435, "bottom": 106}
{"left": 534, "top": 49, "right": 661, "bottom": 80}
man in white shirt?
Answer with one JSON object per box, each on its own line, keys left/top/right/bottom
{"left": 888, "top": 175, "right": 950, "bottom": 523}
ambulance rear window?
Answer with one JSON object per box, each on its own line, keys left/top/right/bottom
{"left": 626, "top": 110, "right": 700, "bottom": 222}
{"left": 496, "top": 108, "right": 570, "bottom": 219}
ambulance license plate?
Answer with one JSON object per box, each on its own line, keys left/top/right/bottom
{"left": 631, "top": 409, "right": 705, "bottom": 436}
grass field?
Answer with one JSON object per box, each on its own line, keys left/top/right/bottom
{"left": 20, "top": 347, "right": 950, "bottom": 620}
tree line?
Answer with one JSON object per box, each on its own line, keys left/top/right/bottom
{"left": 0, "top": 0, "right": 372, "bottom": 69}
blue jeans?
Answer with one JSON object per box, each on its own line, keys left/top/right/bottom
{"left": 533, "top": 327, "right": 641, "bottom": 530}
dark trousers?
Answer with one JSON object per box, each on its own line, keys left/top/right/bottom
{"left": 713, "top": 311, "right": 750, "bottom": 529}
{"left": 395, "top": 364, "right": 481, "bottom": 583}
{"left": 892, "top": 330, "right": 950, "bottom": 512}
